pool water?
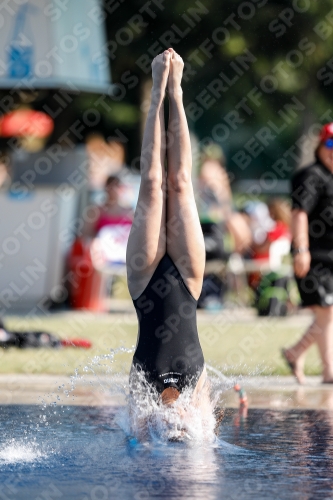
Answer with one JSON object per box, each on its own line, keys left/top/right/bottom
{"left": 1, "top": 405, "right": 333, "bottom": 500}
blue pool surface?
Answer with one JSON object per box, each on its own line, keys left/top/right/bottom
{"left": 1, "top": 405, "right": 333, "bottom": 499}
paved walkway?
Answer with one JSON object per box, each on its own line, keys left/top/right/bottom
{"left": 1, "top": 306, "right": 320, "bottom": 409}
{"left": 1, "top": 374, "right": 332, "bottom": 410}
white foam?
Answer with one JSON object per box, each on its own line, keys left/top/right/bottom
{"left": 124, "top": 368, "right": 222, "bottom": 444}
{"left": 57, "top": 349, "right": 234, "bottom": 446}
{"left": 0, "top": 441, "right": 44, "bottom": 464}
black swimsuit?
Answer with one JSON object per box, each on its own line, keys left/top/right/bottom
{"left": 132, "top": 254, "right": 205, "bottom": 394}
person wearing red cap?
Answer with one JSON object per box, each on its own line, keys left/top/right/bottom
{"left": 282, "top": 123, "right": 333, "bottom": 384}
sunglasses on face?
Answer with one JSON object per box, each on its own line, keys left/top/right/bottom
{"left": 324, "top": 138, "right": 333, "bottom": 148}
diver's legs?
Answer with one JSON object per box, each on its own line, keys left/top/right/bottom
{"left": 126, "top": 51, "right": 170, "bottom": 299}
{"left": 166, "top": 49, "right": 205, "bottom": 300}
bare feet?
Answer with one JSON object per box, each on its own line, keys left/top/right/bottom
{"left": 282, "top": 348, "right": 305, "bottom": 385}
{"left": 151, "top": 50, "right": 171, "bottom": 103}
{"left": 167, "top": 48, "right": 184, "bottom": 97}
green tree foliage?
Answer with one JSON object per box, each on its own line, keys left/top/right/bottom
{"left": 102, "top": 0, "right": 333, "bottom": 181}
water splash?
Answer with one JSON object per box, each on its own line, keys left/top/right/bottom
{"left": 0, "top": 439, "right": 45, "bottom": 464}
{"left": 38, "top": 347, "right": 242, "bottom": 447}
{"left": 120, "top": 367, "right": 220, "bottom": 444}
{"left": 70, "top": 346, "right": 135, "bottom": 395}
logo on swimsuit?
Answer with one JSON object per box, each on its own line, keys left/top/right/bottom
{"left": 164, "top": 377, "right": 179, "bottom": 384}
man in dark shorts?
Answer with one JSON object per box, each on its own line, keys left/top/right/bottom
{"left": 282, "top": 123, "right": 333, "bottom": 384}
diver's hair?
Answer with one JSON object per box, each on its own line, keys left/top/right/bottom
{"left": 161, "top": 387, "right": 180, "bottom": 405}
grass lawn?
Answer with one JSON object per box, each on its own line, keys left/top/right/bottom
{"left": 0, "top": 312, "right": 321, "bottom": 377}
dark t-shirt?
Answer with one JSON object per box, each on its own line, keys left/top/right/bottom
{"left": 291, "top": 160, "right": 333, "bottom": 260}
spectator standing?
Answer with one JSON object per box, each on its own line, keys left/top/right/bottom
{"left": 283, "top": 123, "right": 333, "bottom": 383}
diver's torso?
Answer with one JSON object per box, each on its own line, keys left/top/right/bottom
{"left": 132, "top": 254, "right": 204, "bottom": 393}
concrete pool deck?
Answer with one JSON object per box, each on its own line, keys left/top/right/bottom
{"left": 1, "top": 374, "right": 333, "bottom": 410}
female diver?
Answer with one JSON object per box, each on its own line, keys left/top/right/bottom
{"left": 126, "top": 49, "right": 212, "bottom": 437}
